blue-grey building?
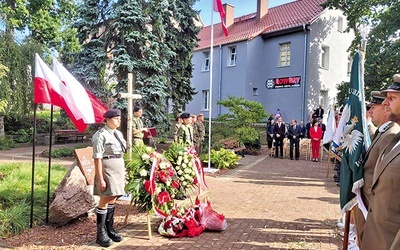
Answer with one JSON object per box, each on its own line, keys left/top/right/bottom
{"left": 187, "top": 0, "right": 354, "bottom": 123}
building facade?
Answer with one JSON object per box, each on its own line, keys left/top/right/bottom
{"left": 187, "top": 0, "right": 354, "bottom": 123}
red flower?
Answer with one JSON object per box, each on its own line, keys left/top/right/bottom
{"left": 193, "top": 177, "right": 198, "bottom": 184}
{"left": 158, "top": 171, "right": 168, "bottom": 183}
{"left": 157, "top": 191, "right": 171, "bottom": 204}
{"left": 172, "top": 180, "right": 180, "bottom": 189}
{"left": 167, "top": 167, "right": 175, "bottom": 177}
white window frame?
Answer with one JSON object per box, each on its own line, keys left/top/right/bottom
{"left": 321, "top": 45, "right": 330, "bottom": 69}
{"left": 227, "top": 46, "right": 237, "bottom": 66}
{"left": 203, "top": 52, "right": 210, "bottom": 71}
{"left": 202, "top": 90, "right": 209, "bottom": 110}
{"left": 279, "top": 42, "right": 291, "bottom": 67}
{"left": 337, "top": 16, "right": 344, "bottom": 32}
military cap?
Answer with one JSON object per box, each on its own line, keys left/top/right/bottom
{"left": 368, "top": 91, "right": 386, "bottom": 106}
{"left": 382, "top": 74, "right": 400, "bottom": 94}
{"left": 133, "top": 105, "right": 142, "bottom": 112}
{"left": 103, "top": 109, "right": 121, "bottom": 118}
{"left": 175, "top": 113, "right": 182, "bottom": 121}
{"left": 180, "top": 112, "right": 190, "bottom": 119}
{"left": 197, "top": 113, "right": 204, "bottom": 117}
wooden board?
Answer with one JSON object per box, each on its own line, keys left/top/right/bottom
{"left": 74, "top": 147, "right": 95, "bottom": 185}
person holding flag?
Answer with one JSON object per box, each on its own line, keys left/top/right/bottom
{"left": 352, "top": 90, "right": 400, "bottom": 248}
{"left": 362, "top": 74, "right": 400, "bottom": 250}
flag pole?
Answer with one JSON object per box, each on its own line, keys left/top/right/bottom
{"left": 206, "top": 0, "right": 217, "bottom": 173}
{"left": 30, "top": 103, "right": 37, "bottom": 227}
{"left": 45, "top": 105, "right": 54, "bottom": 223}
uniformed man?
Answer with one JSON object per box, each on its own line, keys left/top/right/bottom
{"left": 132, "top": 105, "right": 148, "bottom": 146}
{"left": 195, "top": 113, "right": 206, "bottom": 154}
{"left": 176, "top": 112, "right": 193, "bottom": 146}
{"left": 362, "top": 74, "right": 400, "bottom": 250}
{"left": 92, "top": 109, "right": 126, "bottom": 247}
{"left": 353, "top": 91, "right": 400, "bottom": 248}
{"left": 173, "top": 113, "right": 182, "bottom": 142}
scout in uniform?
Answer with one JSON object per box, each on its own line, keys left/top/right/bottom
{"left": 132, "top": 105, "right": 148, "bottom": 146}
{"left": 176, "top": 112, "right": 194, "bottom": 146}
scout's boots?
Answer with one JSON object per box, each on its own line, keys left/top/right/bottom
{"left": 105, "top": 204, "right": 123, "bottom": 242}
{"left": 96, "top": 208, "right": 113, "bottom": 247}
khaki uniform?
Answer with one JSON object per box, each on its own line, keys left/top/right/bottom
{"left": 354, "top": 122, "right": 400, "bottom": 248}
{"left": 362, "top": 132, "right": 400, "bottom": 250}
{"left": 92, "top": 125, "right": 126, "bottom": 196}
{"left": 176, "top": 123, "right": 193, "bottom": 146}
{"left": 132, "top": 116, "right": 144, "bottom": 146}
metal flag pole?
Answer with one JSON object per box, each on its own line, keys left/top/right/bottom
{"left": 45, "top": 105, "right": 54, "bottom": 223}
{"left": 206, "top": 0, "right": 218, "bottom": 173}
{"left": 30, "top": 103, "right": 37, "bottom": 227}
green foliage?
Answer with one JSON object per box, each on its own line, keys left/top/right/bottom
{"left": 72, "top": 0, "right": 200, "bottom": 135}
{"left": 0, "top": 136, "right": 16, "bottom": 150}
{"left": 322, "top": 0, "right": 400, "bottom": 98}
{"left": 200, "top": 148, "right": 240, "bottom": 169}
{"left": 217, "top": 96, "right": 268, "bottom": 144}
{"left": 0, "top": 162, "right": 67, "bottom": 236}
{"left": 336, "top": 81, "right": 350, "bottom": 108}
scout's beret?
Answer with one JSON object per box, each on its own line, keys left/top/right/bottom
{"left": 133, "top": 105, "right": 142, "bottom": 112}
{"left": 368, "top": 91, "right": 386, "bottom": 106}
{"left": 180, "top": 112, "right": 190, "bottom": 119}
{"left": 382, "top": 74, "right": 400, "bottom": 94}
{"left": 197, "top": 113, "right": 204, "bottom": 117}
{"left": 103, "top": 109, "right": 121, "bottom": 118}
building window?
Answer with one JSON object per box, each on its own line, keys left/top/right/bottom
{"left": 347, "top": 55, "right": 352, "bottom": 76}
{"left": 279, "top": 42, "right": 291, "bottom": 67}
{"left": 202, "top": 90, "right": 209, "bottom": 110}
{"left": 227, "top": 46, "right": 237, "bottom": 66}
{"left": 203, "top": 52, "right": 210, "bottom": 71}
{"left": 252, "top": 88, "right": 258, "bottom": 96}
{"left": 337, "top": 16, "right": 344, "bottom": 32}
{"left": 321, "top": 45, "right": 330, "bottom": 69}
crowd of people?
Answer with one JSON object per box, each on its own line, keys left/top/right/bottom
{"left": 266, "top": 108, "right": 326, "bottom": 161}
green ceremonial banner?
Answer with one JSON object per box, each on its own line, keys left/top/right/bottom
{"left": 339, "top": 51, "right": 369, "bottom": 213}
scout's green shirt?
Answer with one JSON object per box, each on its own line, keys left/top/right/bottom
{"left": 132, "top": 116, "right": 144, "bottom": 139}
{"left": 176, "top": 124, "right": 193, "bottom": 146}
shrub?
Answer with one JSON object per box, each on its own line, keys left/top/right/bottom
{"left": 200, "top": 148, "right": 240, "bottom": 169}
{"left": 0, "top": 136, "right": 16, "bottom": 150}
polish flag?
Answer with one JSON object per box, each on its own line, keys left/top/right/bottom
{"left": 214, "top": 0, "right": 229, "bottom": 36}
{"left": 34, "top": 54, "right": 107, "bottom": 132}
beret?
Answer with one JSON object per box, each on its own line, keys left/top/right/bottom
{"left": 133, "top": 105, "right": 142, "bottom": 112}
{"left": 197, "top": 113, "right": 204, "bottom": 117}
{"left": 103, "top": 109, "right": 121, "bottom": 118}
{"left": 180, "top": 112, "right": 190, "bottom": 119}
{"left": 175, "top": 113, "right": 182, "bottom": 121}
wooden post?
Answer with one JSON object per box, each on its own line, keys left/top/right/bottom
{"left": 147, "top": 211, "right": 152, "bottom": 239}
{"left": 343, "top": 210, "right": 351, "bottom": 250}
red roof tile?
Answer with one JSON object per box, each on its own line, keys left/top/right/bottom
{"left": 196, "top": 0, "right": 325, "bottom": 51}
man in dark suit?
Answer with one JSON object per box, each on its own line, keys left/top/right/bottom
{"left": 353, "top": 91, "right": 400, "bottom": 248}
{"left": 362, "top": 74, "right": 400, "bottom": 250}
{"left": 315, "top": 104, "right": 324, "bottom": 119}
{"left": 288, "top": 119, "right": 301, "bottom": 160}
{"left": 273, "top": 117, "right": 286, "bottom": 159}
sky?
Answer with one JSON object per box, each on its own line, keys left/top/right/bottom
{"left": 194, "top": 0, "right": 295, "bottom": 26}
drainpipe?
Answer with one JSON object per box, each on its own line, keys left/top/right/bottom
{"left": 301, "top": 24, "right": 308, "bottom": 121}
{"left": 218, "top": 44, "right": 223, "bottom": 116}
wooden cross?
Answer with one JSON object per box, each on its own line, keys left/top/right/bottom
{"left": 118, "top": 73, "right": 142, "bottom": 159}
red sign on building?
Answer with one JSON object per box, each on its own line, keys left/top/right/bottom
{"left": 265, "top": 76, "right": 301, "bottom": 89}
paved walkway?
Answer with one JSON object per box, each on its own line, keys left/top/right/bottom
{"left": 0, "top": 145, "right": 342, "bottom": 249}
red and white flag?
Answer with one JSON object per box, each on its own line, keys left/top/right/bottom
{"left": 214, "top": 0, "right": 228, "bottom": 36}
{"left": 34, "top": 54, "right": 107, "bottom": 132}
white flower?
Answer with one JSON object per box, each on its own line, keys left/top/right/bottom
{"left": 175, "top": 166, "right": 180, "bottom": 171}
{"left": 139, "top": 169, "right": 148, "bottom": 177}
{"left": 177, "top": 170, "right": 183, "bottom": 175}
{"left": 159, "top": 161, "right": 167, "bottom": 170}
{"left": 184, "top": 174, "right": 190, "bottom": 180}
{"left": 156, "top": 187, "right": 162, "bottom": 193}
{"left": 180, "top": 176, "right": 185, "bottom": 181}
{"left": 142, "top": 154, "right": 150, "bottom": 161}
{"left": 182, "top": 181, "right": 187, "bottom": 186}
{"left": 178, "top": 156, "right": 183, "bottom": 162}
{"left": 146, "top": 146, "right": 153, "bottom": 153}
{"left": 178, "top": 151, "right": 183, "bottom": 155}
{"left": 188, "top": 162, "right": 193, "bottom": 167}
{"left": 177, "top": 160, "right": 182, "bottom": 165}
{"left": 166, "top": 180, "right": 171, "bottom": 186}
{"left": 184, "top": 168, "right": 190, "bottom": 174}
{"left": 184, "top": 159, "right": 189, "bottom": 164}
{"left": 182, "top": 163, "right": 187, "bottom": 168}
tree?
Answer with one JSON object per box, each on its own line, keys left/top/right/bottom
{"left": 72, "top": 0, "right": 200, "bottom": 135}
{"left": 0, "top": 63, "right": 9, "bottom": 136}
{"left": 217, "top": 96, "right": 268, "bottom": 145}
{"left": 322, "top": 0, "right": 400, "bottom": 99}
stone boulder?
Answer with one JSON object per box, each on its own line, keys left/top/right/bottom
{"left": 49, "top": 162, "right": 97, "bottom": 226}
